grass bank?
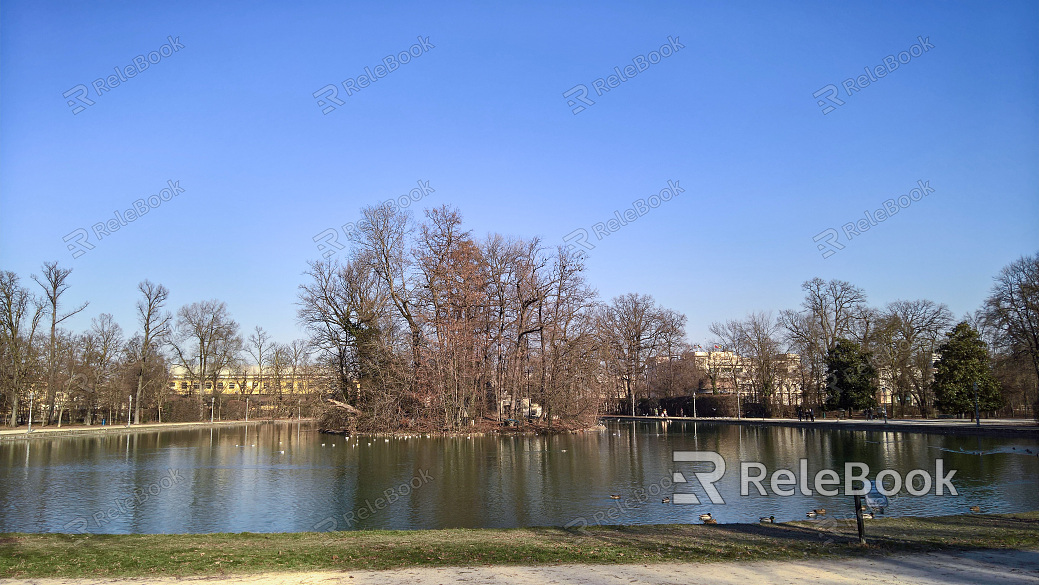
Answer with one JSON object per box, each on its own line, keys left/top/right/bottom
{"left": 1, "top": 512, "right": 1036, "bottom": 578}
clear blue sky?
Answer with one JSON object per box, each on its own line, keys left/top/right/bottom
{"left": 2, "top": 0, "right": 1036, "bottom": 346}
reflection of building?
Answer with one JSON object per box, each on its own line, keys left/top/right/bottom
{"left": 167, "top": 365, "right": 317, "bottom": 396}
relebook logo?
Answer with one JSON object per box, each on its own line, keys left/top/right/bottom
{"left": 670, "top": 451, "right": 957, "bottom": 505}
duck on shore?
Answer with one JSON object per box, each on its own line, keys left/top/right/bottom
{"left": 760, "top": 515, "right": 775, "bottom": 523}
{"left": 862, "top": 512, "right": 874, "bottom": 519}
{"left": 699, "top": 513, "right": 713, "bottom": 521}
{"left": 703, "top": 517, "right": 718, "bottom": 525}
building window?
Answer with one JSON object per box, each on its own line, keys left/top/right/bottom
{"left": 217, "top": 382, "right": 224, "bottom": 390}
{"left": 181, "top": 382, "right": 189, "bottom": 389}
{"left": 228, "top": 383, "right": 235, "bottom": 389}
{"left": 205, "top": 382, "right": 212, "bottom": 389}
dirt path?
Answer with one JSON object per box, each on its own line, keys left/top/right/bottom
{"left": 5, "top": 548, "right": 1037, "bottom": 585}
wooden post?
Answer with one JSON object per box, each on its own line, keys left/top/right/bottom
{"left": 854, "top": 494, "right": 866, "bottom": 545}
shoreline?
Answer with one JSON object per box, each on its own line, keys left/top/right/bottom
{"left": 3, "top": 416, "right": 1035, "bottom": 441}
{"left": 602, "top": 415, "right": 1039, "bottom": 438}
{"left": 0, "top": 419, "right": 302, "bottom": 442}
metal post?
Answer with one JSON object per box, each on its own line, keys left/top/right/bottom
{"left": 854, "top": 494, "right": 866, "bottom": 545}
{"left": 27, "top": 391, "right": 35, "bottom": 433}
{"left": 127, "top": 395, "right": 132, "bottom": 427}
{"left": 210, "top": 398, "right": 215, "bottom": 424}
{"left": 973, "top": 381, "right": 980, "bottom": 427}
{"left": 245, "top": 396, "right": 249, "bottom": 422}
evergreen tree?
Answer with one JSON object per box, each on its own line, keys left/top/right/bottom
{"left": 933, "top": 322, "right": 1003, "bottom": 415}
{"left": 824, "top": 338, "right": 877, "bottom": 411}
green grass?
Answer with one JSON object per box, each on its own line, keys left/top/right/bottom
{"left": 1, "top": 512, "right": 1037, "bottom": 578}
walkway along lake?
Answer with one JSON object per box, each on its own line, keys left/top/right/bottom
{"left": 0, "top": 421, "right": 1036, "bottom": 534}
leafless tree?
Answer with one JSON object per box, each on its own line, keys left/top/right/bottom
{"left": 172, "top": 300, "right": 242, "bottom": 419}
{"left": 132, "top": 281, "right": 171, "bottom": 423}
{"left": 709, "top": 319, "right": 749, "bottom": 416}
{"left": 983, "top": 253, "right": 1039, "bottom": 416}
{"left": 32, "top": 262, "right": 88, "bottom": 424}
{"left": 882, "top": 299, "right": 953, "bottom": 416}
{"left": 598, "top": 293, "right": 676, "bottom": 415}
{"left": 0, "top": 272, "right": 44, "bottom": 426}
{"left": 740, "top": 311, "right": 784, "bottom": 414}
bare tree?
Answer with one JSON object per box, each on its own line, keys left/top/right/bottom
{"left": 740, "top": 311, "right": 784, "bottom": 415}
{"left": 351, "top": 204, "right": 424, "bottom": 373}
{"left": 883, "top": 299, "right": 953, "bottom": 417}
{"left": 133, "top": 281, "right": 171, "bottom": 423}
{"left": 32, "top": 262, "right": 88, "bottom": 425}
{"left": 0, "top": 272, "right": 44, "bottom": 426}
{"left": 983, "top": 253, "right": 1039, "bottom": 416}
{"left": 598, "top": 293, "right": 675, "bottom": 415}
{"left": 298, "top": 256, "right": 389, "bottom": 403}
{"left": 172, "top": 300, "right": 242, "bottom": 419}
{"left": 246, "top": 326, "right": 272, "bottom": 398}
{"left": 799, "top": 277, "right": 867, "bottom": 353}
{"left": 709, "top": 319, "right": 749, "bottom": 416}
{"left": 780, "top": 278, "right": 867, "bottom": 409}
{"left": 81, "top": 314, "right": 124, "bottom": 424}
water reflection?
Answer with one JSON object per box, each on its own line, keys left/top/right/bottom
{"left": 0, "top": 421, "right": 1035, "bottom": 533}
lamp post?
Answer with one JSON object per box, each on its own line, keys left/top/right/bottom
{"left": 245, "top": 396, "right": 249, "bottom": 422}
{"left": 210, "top": 397, "right": 215, "bottom": 424}
{"left": 973, "top": 380, "right": 980, "bottom": 428}
{"left": 736, "top": 383, "right": 742, "bottom": 420}
{"left": 26, "top": 390, "right": 35, "bottom": 433}
{"left": 126, "top": 395, "right": 133, "bottom": 427}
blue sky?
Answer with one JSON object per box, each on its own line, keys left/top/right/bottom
{"left": 1, "top": 0, "right": 1036, "bottom": 346}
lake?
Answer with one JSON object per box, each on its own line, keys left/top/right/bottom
{"left": 1, "top": 421, "right": 1036, "bottom": 533}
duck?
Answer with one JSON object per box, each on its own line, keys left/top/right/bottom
{"left": 610, "top": 494, "right": 622, "bottom": 499}
{"left": 806, "top": 511, "right": 817, "bottom": 518}
{"left": 970, "top": 505, "right": 981, "bottom": 513}
{"left": 862, "top": 512, "right": 874, "bottom": 519}
{"left": 703, "top": 518, "right": 718, "bottom": 525}
{"left": 699, "top": 513, "right": 713, "bottom": 521}
{"left": 812, "top": 509, "right": 826, "bottom": 515}
{"left": 759, "top": 515, "right": 775, "bottom": 523}
{"left": 661, "top": 497, "right": 670, "bottom": 504}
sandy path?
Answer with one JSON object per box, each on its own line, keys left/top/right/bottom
{"left": 4, "top": 548, "right": 1037, "bottom": 585}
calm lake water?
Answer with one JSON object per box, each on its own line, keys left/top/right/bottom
{"left": 1, "top": 421, "right": 1036, "bottom": 534}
